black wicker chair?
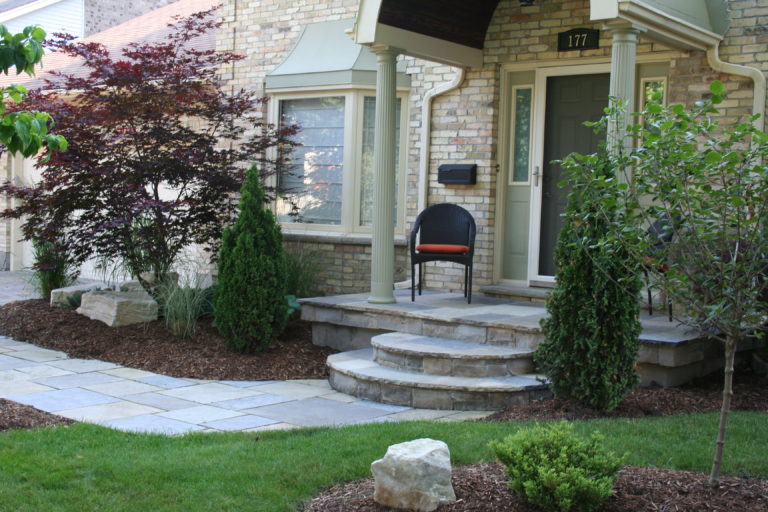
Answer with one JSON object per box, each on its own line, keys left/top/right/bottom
{"left": 410, "top": 203, "right": 476, "bottom": 303}
{"left": 643, "top": 215, "right": 675, "bottom": 321}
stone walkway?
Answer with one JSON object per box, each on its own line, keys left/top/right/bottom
{"left": 0, "top": 272, "right": 490, "bottom": 434}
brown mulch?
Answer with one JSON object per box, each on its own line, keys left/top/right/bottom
{"left": 0, "top": 299, "right": 335, "bottom": 381}
{"left": 486, "top": 368, "right": 768, "bottom": 421}
{"left": 0, "top": 398, "right": 73, "bottom": 431}
{"left": 303, "top": 463, "right": 768, "bottom": 512}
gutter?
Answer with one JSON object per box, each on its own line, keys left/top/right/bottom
{"left": 706, "top": 43, "right": 766, "bottom": 132}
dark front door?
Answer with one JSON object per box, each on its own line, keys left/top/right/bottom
{"left": 538, "top": 73, "right": 609, "bottom": 277}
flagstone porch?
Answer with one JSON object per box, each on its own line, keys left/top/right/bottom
{"left": 301, "top": 290, "right": 763, "bottom": 410}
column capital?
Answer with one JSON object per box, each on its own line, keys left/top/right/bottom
{"left": 602, "top": 20, "right": 644, "bottom": 37}
{"left": 368, "top": 43, "right": 402, "bottom": 58}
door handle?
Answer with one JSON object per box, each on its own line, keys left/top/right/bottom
{"left": 532, "top": 166, "right": 541, "bottom": 187}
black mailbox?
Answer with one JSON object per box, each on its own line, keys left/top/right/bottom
{"left": 437, "top": 164, "right": 477, "bottom": 185}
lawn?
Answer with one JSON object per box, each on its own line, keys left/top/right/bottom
{"left": 1, "top": 412, "right": 766, "bottom": 512}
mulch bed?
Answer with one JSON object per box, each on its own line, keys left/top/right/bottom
{"left": 0, "top": 299, "right": 334, "bottom": 381}
{"left": 2, "top": 299, "right": 767, "bottom": 510}
{"left": 303, "top": 463, "right": 768, "bottom": 512}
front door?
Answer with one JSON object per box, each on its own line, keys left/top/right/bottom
{"left": 535, "top": 73, "right": 609, "bottom": 278}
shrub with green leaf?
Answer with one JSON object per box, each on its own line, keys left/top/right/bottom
{"left": 157, "top": 280, "right": 214, "bottom": 339}
{"left": 490, "top": 421, "right": 624, "bottom": 512}
{"left": 215, "top": 165, "right": 288, "bottom": 353}
{"left": 535, "top": 147, "right": 642, "bottom": 411}
{"left": 30, "top": 237, "right": 78, "bottom": 301}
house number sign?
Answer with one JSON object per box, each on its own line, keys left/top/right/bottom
{"left": 557, "top": 29, "right": 600, "bottom": 52}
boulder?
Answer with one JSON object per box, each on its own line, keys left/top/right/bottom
{"left": 371, "top": 438, "right": 456, "bottom": 512}
{"left": 50, "top": 283, "right": 106, "bottom": 307}
{"left": 77, "top": 290, "right": 158, "bottom": 327}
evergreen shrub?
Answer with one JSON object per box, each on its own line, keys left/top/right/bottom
{"left": 490, "top": 421, "right": 624, "bottom": 512}
{"left": 534, "top": 149, "right": 642, "bottom": 411}
{"left": 214, "top": 166, "right": 288, "bottom": 352}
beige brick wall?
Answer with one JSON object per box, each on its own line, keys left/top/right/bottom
{"left": 218, "top": 0, "right": 765, "bottom": 297}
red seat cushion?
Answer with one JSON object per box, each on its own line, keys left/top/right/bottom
{"left": 416, "top": 244, "right": 470, "bottom": 254}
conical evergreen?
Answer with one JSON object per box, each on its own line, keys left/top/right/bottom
{"left": 535, "top": 151, "right": 642, "bottom": 411}
{"left": 215, "top": 165, "right": 288, "bottom": 353}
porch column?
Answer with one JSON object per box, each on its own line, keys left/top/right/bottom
{"left": 368, "top": 45, "right": 399, "bottom": 304}
{"left": 607, "top": 24, "right": 640, "bottom": 151}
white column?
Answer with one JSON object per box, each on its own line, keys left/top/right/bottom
{"left": 607, "top": 24, "right": 640, "bottom": 151}
{"left": 368, "top": 45, "right": 399, "bottom": 304}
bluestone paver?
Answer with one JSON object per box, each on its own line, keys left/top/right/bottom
{"left": 250, "top": 397, "right": 393, "bottom": 427}
{"left": 11, "top": 388, "right": 121, "bottom": 412}
{"left": 58, "top": 401, "right": 162, "bottom": 422}
{"left": 212, "top": 394, "right": 295, "bottom": 410}
{"left": 104, "top": 414, "right": 205, "bottom": 435}
{"left": 158, "top": 405, "right": 243, "bottom": 424}
{"left": 158, "top": 383, "right": 264, "bottom": 404}
{"left": 36, "top": 372, "right": 124, "bottom": 390}
{"left": 137, "top": 375, "right": 194, "bottom": 389}
{"left": 202, "top": 414, "right": 278, "bottom": 431}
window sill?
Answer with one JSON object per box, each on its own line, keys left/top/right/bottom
{"left": 282, "top": 230, "right": 408, "bottom": 247}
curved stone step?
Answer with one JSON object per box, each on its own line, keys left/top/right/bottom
{"left": 372, "top": 332, "right": 535, "bottom": 377}
{"left": 328, "top": 349, "right": 549, "bottom": 410}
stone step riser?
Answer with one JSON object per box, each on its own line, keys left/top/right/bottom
{"left": 329, "top": 369, "right": 550, "bottom": 411}
{"left": 373, "top": 347, "right": 535, "bottom": 378}
{"left": 304, "top": 305, "right": 545, "bottom": 349}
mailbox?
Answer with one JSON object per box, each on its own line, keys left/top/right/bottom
{"left": 437, "top": 164, "right": 477, "bottom": 185}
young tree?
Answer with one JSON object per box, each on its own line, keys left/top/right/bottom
{"left": 596, "top": 82, "right": 768, "bottom": 485}
{"left": 535, "top": 149, "right": 642, "bottom": 411}
{"left": 215, "top": 165, "right": 288, "bottom": 353}
{"left": 0, "top": 9, "right": 296, "bottom": 291}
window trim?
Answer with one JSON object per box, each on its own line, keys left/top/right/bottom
{"left": 271, "top": 88, "right": 409, "bottom": 236}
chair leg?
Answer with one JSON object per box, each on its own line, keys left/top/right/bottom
{"left": 643, "top": 267, "right": 653, "bottom": 316}
{"left": 411, "top": 262, "right": 415, "bottom": 302}
{"left": 463, "top": 265, "right": 468, "bottom": 298}
{"left": 467, "top": 262, "right": 473, "bottom": 304}
{"left": 418, "top": 263, "right": 423, "bottom": 296}
{"left": 668, "top": 300, "right": 673, "bottom": 322}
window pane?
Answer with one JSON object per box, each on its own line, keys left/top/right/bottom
{"left": 643, "top": 80, "right": 664, "bottom": 106}
{"left": 512, "top": 88, "right": 532, "bottom": 183}
{"left": 278, "top": 97, "right": 345, "bottom": 225}
{"left": 359, "top": 96, "right": 402, "bottom": 227}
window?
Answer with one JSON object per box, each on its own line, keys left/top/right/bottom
{"left": 275, "top": 91, "right": 406, "bottom": 234}
{"left": 510, "top": 86, "right": 532, "bottom": 184}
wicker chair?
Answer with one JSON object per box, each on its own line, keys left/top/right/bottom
{"left": 410, "top": 203, "right": 476, "bottom": 303}
{"left": 643, "top": 215, "right": 675, "bottom": 321}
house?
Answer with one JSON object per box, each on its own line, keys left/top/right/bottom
{"left": 0, "top": 0, "right": 214, "bottom": 272}
{"left": 215, "top": 0, "right": 764, "bottom": 301}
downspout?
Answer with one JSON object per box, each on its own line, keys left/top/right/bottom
{"left": 706, "top": 42, "right": 766, "bottom": 132}
{"left": 395, "top": 66, "right": 465, "bottom": 289}
{"left": 417, "top": 66, "right": 466, "bottom": 212}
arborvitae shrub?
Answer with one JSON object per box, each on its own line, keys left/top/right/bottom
{"left": 535, "top": 150, "right": 642, "bottom": 411}
{"left": 215, "top": 166, "right": 288, "bottom": 353}
{"left": 490, "top": 421, "right": 624, "bottom": 512}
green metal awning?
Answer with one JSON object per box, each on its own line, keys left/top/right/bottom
{"left": 265, "top": 19, "right": 410, "bottom": 90}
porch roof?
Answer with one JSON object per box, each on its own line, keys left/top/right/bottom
{"left": 353, "top": 0, "right": 729, "bottom": 67}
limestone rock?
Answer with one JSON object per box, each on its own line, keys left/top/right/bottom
{"left": 50, "top": 283, "right": 106, "bottom": 307}
{"left": 77, "top": 290, "right": 158, "bottom": 327}
{"left": 118, "top": 280, "right": 146, "bottom": 293}
{"left": 138, "top": 271, "right": 179, "bottom": 286}
{"left": 371, "top": 438, "right": 456, "bottom": 512}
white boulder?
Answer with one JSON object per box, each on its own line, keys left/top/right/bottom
{"left": 50, "top": 283, "right": 106, "bottom": 307}
{"left": 76, "top": 290, "right": 158, "bottom": 327}
{"left": 371, "top": 438, "right": 456, "bottom": 512}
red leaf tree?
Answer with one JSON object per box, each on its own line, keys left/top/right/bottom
{"left": 0, "top": 8, "right": 297, "bottom": 288}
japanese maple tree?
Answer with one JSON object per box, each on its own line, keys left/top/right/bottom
{"left": 0, "top": 8, "right": 296, "bottom": 288}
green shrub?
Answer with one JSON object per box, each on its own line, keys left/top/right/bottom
{"left": 535, "top": 148, "right": 642, "bottom": 411}
{"left": 157, "top": 280, "right": 214, "bottom": 339}
{"left": 30, "top": 237, "right": 78, "bottom": 301}
{"left": 490, "top": 422, "right": 624, "bottom": 512}
{"left": 214, "top": 165, "right": 288, "bottom": 353}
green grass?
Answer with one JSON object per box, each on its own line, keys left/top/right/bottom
{"left": 1, "top": 413, "right": 766, "bottom": 511}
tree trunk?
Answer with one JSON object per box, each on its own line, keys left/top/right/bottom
{"left": 709, "top": 335, "right": 738, "bottom": 486}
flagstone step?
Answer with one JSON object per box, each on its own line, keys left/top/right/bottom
{"left": 371, "top": 332, "right": 535, "bottom": 377}
{"left": 328, "top": 349, "right": 550, "bottom": 411}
